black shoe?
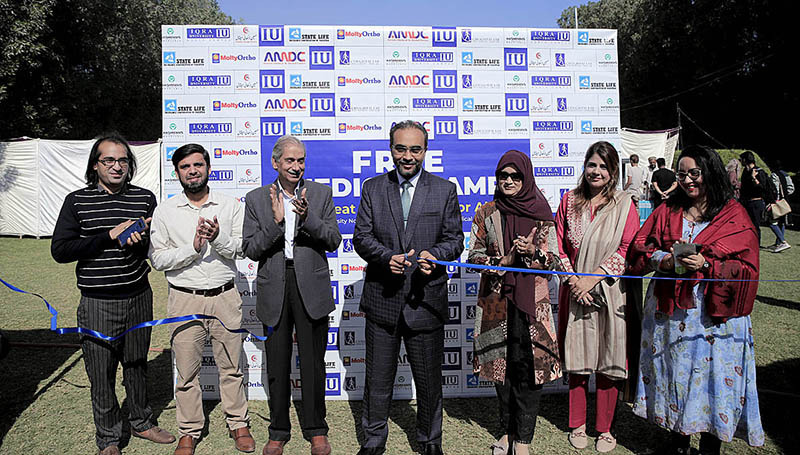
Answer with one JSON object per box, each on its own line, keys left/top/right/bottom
{"left": 423, "top": 444, "right": 443, "bottom": 455}
{"left": 356, "top": 448, "right": 385, "bottom": 455}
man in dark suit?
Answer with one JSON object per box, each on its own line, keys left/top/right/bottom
{"left": 354, "top": 120, "right": 464, "bottom": 455}
{"left": 242, "top": 135, "right": 341, "bottom": 455}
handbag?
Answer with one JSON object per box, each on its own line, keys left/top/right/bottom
{"left": 772, "top": 198, "right": 791, "bottom": 218}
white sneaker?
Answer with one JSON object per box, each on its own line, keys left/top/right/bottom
{"left": 773, "top": 242, "right": 792, "bottom": 253}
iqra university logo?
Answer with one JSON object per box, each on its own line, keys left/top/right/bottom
{"left": 259, "top": 25, "right": 284, "bottom": 46}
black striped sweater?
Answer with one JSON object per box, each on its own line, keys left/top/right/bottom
{"left": 51, "top": 185, "right": 157, "bottom": 299}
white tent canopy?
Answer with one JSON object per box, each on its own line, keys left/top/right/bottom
{"left": 620, "top": 127, "right": 681, "bottom": 165}
{"left": 0, "top": 139, "right": 161, "bottom": 237}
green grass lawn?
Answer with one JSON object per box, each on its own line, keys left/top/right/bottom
{"left": 1, "top": 228, "right": 798, "bottom": 454}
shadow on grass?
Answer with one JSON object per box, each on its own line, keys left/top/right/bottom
{"left": 347, "top": 398, "right": 421, "bottom": 452}
{"left": 0, "top": 329, "right": 81, "bottom": 446}
{"left": 0, "top": 329, "right": 176, "bottom": 449}
{"left": 757, "top": 357, "right": 800, "bottom": 454}
{"left": 756, "top": 295, "right": 799, "bottom": 311}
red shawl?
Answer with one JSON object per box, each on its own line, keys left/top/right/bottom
{"left": 627, "top": 199, "right": 759, "bottom": 321}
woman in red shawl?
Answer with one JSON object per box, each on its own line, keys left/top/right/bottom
{"left": 555, "top": 141, "right": 639, "bottom": 453}
{"left": 468, "top": 150, "right": 561, "bottom": 455}
{"left": 627, "top": 145, "right": 764, "bottom": 454}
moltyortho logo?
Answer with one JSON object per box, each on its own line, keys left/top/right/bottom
{"left": 432, "top": 27, "right": 456, "bottom": 47}
{"left": 432, "top": 70, "right": 457, "bottom": 93}
{"left": 337, "top": 76, "right": 382, "bottom": 86}
{"left": 434, "top": 116, "right": 458, "bottom": 136}
{"left": 260, "top": 70, "right": 285, "bottom": 93}
{"left": 504, "top": 48, "right": 527, "bottom": 71}
{"left": 531, "top": 75, "right": 571, "bottom": 87}
{"left": 213, "top": 147, "right": 258, "bottom": 158}
{"left": 186, "top": 27, "right": 230, "bottom": 39}
{"left": 187, "top": 75, "right": 231, "bottom": 87}
{"left": 505, "top": 93, "right": 529, "bottom": 116}
{"left": 214, "top": 100, "right": 258, "bottom": 112}
{"left": 261, "top": 117, "right": 285, "bottom": 137}
{"left": 309, "top": 46, "right": 334, "bottom": 70}
{"left": 388, "top": 74, "right": 430, "bottom": 88}
{"left": 530, "top": 30, "right": 570, "bottom": 41}
{"left": 411, "top": 51, "right": 453, "bottom": 63}
{"left": 211, "top": 53, "right": 257, "bottom": 64}
{"left": 263, "top": 50, "right": 306, "bottom": 64}
{"left": 532, "top": 121, "right": 573, "bottom": 132}
{"left": 188, "top": 123, "right": 232, "bottom": 134}
{"left": 310, "top": 93, "right": 335, "bottom": 117}
{"left": 259, "top": 25, "right": 284, "bottom": 46}
{"left": 413, "top": 98, "right": 454, "bottom": 109}
{"left": 338, "top": 123, "right": 382, "bottom": 133}
{"left": 209, "top": 169, "right": 234, "bottom": 181}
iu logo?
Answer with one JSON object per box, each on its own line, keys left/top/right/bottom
{"left": 504, "top": 48, "right": 527, "bottom": 71}
{"left": 259, "top": 70, "right": 285, "bottom": 93}
{"left": 432, "top": 70, "right": 457, "bottom": 93}
{"left": 432, "top": 28, "right": 456, "bottom": 47}
{"left": 261, "top": 118, "right": 285, "bottom": 137}
{"left": 505, "top": 94, "right": 529, "bottom": 116}
{"left": 434, "top": 119, "right": 456, "bottom": 136}
{"left": 259, "top": 25, "right": 283, "bottom": 46}
{"left": 309, "top": 46, "right": 334, "bottom": 70}
{"left": 310, "top": 93, "right": 334, "bottom": 117}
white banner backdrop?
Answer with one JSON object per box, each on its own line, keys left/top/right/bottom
{"left": 0, "top": 139, "right": 161, "bottom": 237}
{"left": 162, "top": 25, "right": 620, "bottom": 400}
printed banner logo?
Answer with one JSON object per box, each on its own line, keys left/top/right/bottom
{"left": 259, "top": 25, "right": 284, "bottom": 46}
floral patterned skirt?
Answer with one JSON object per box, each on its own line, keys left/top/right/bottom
{"left": 632, "top": 283, "right": 764, "bottom": 446}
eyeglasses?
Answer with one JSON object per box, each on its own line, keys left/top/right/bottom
{"left": 98, "top": 158, "right": 130, "bottom": 168}
{"left": 496, "top": 171, "right": 523, "bottom": 183}
{"left": 392, "top": 145, "right": 424, "bottom": 155}
{"left": 676, "top": 168, "right": 702, "bottom": 181}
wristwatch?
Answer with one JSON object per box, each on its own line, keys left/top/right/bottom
{"left": 702, "top": 260, "right": 711, "bottom": 270}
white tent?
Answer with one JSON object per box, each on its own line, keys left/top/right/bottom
{"left": 620, "top": 127, "right": 681, "bottom": 165}
{"left": 0, "top": 139, "right": 161, "bottom": 237}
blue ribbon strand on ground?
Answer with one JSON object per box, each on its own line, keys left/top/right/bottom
{"left": 0, "top": 277, "right": 268, "bottom": 342}
{"left": 4, "top": 258, "right": 799, "bottom": 343}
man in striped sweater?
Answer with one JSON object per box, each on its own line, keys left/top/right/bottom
{"left": 52, "top": 133, "right": 175, "bottom": 455}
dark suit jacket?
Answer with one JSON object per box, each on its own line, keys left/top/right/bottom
{"left": 242, "top": 178, "right": 342, "bottom": 327}
{"left": 353, "top": 170, "right": 464, "bottom": 329}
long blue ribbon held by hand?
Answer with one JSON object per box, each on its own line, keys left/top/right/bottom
{"left": 427, "top": 259, "right": 800, "bottom": 283}
{"left": 0, "top": 277, "right": 268, "bottom": 342}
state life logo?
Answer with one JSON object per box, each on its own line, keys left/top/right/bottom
{"left": 462, "top": 97, "right": 475, "bottom": 112}
{"left": 164, "top": 99, "right": 177, "bottom": 112}
{"left": 310, "top": 93, "right": 334, "bottom": 117}
{"left": 461, "top": 52, "right": 473, "bottom": 65}
{"left": 288, "top": 74, "right": 302, "bottom": 88}
{"left": 579, "top": 76, "right": 591, "bottom": 89}
{"left": 433, "top": 70, "right": 457, "bottom": 93}
{"left": 578, "top": 31, "right": 589, "bottom": 44}
{"left": 581, "top": 120, "right": 593, "bottom": 134}
{"left": 309, "top": 46, "right": 334, "bottom": 70}
{"left": 503, "top": 48, "right": 527, "bottom": 71}
{"left": 259, "top": 70, "right": 285, "bottom": 93}
{"left": 259, "top": 25, "right": 284, "bottom": 46}
{"left": 162, "top": 51, "right": 176, "bottom": 64}
{"left": 505, "top": 93, "right": 529, "bottom": 116}
{"left": 432, "top": 27, "right": 456, "bottom": 47}
{"left": 291, "top": 121, "right": 303, "bottom": 135}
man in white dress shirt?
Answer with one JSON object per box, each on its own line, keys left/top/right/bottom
{"left": 149, "top": 143, "right": 255, "bottom": 455}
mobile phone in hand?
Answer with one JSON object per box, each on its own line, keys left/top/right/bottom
{"left": 673, "top": 242, "right": 700, "bottom": 258}
{"left": 118, "top": 217, "right": 148, "bottom": 246}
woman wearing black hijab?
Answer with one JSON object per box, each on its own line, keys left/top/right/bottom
{"left": 468, "top": 150, "right": 562, "bottom": 455}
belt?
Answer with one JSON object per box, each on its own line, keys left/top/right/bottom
{"left": 169, "top": 280, "right": 234, "bottom": 297}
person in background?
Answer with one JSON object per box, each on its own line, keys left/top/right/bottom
{"left": 767, "top": 160, "right": 793, "bottom": 252}
{"left": 555, "top": 141, "right": 639, "bottom": 453}
{"left": 52, "top": 133, "right": 175, "bottom": 455}
{"left": 468, "top": 150, "right": 562, "bottom": 455}
{"left": 627, "top": 145, "right": 764, "bottom": 454}
{"left": 623, "top": 153, "right": 646, "bottom": 208}
{"left": 725, "top": 158, "right": 742, "bottom": 200}
{"left": 149, "top": 143, "right": 254, "bottom": 455}
{"left": 644, "top": 156, "right": 658, "bottom": 200}
{"left": 650, "top": 158, "right": 677, "bottom": 209}
{"left": 739, "top": 151, "right": 775, "bottom": 246}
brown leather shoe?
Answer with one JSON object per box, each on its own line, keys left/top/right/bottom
{"left": 98, "top": 446, "right": 121, "bottom": 455}
{"left": 230, "top": 426, "right": 256, "bottom": 453}
{"left": 310, "top": 435, "right": 331, "bottom": 455}
{"left": 174, "top": 435, "right": 197, "bottom": 455}
{"left": 262, "top": 440, "right": 286, "bottom": 455}
{"left": 133, "top": 425, "right": 176, "bottom": 444}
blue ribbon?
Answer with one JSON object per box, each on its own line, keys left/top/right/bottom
{"left": 428, "top": 259, "right": 800, "bottom": 283}
{"left": 0, "top": 277, "right": 268, "bottom": 342}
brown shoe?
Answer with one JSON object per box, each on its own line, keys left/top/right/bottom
{"left": 310, "top": 435, "right": 331, "bottom": 455}
{"left": 230, "top": 426, "right": 256, "bottom": 453}
{"left": 174, "top": 435, "right": 197, "bottom": 455}
{"left": 262, "top": 440, "right": 286, "bottom": 455}
{"left": 98, "top": 446, "right": 121, "bottom": 455}
{"left": 133, "top": 426, "right": 176, "bottom": 444}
